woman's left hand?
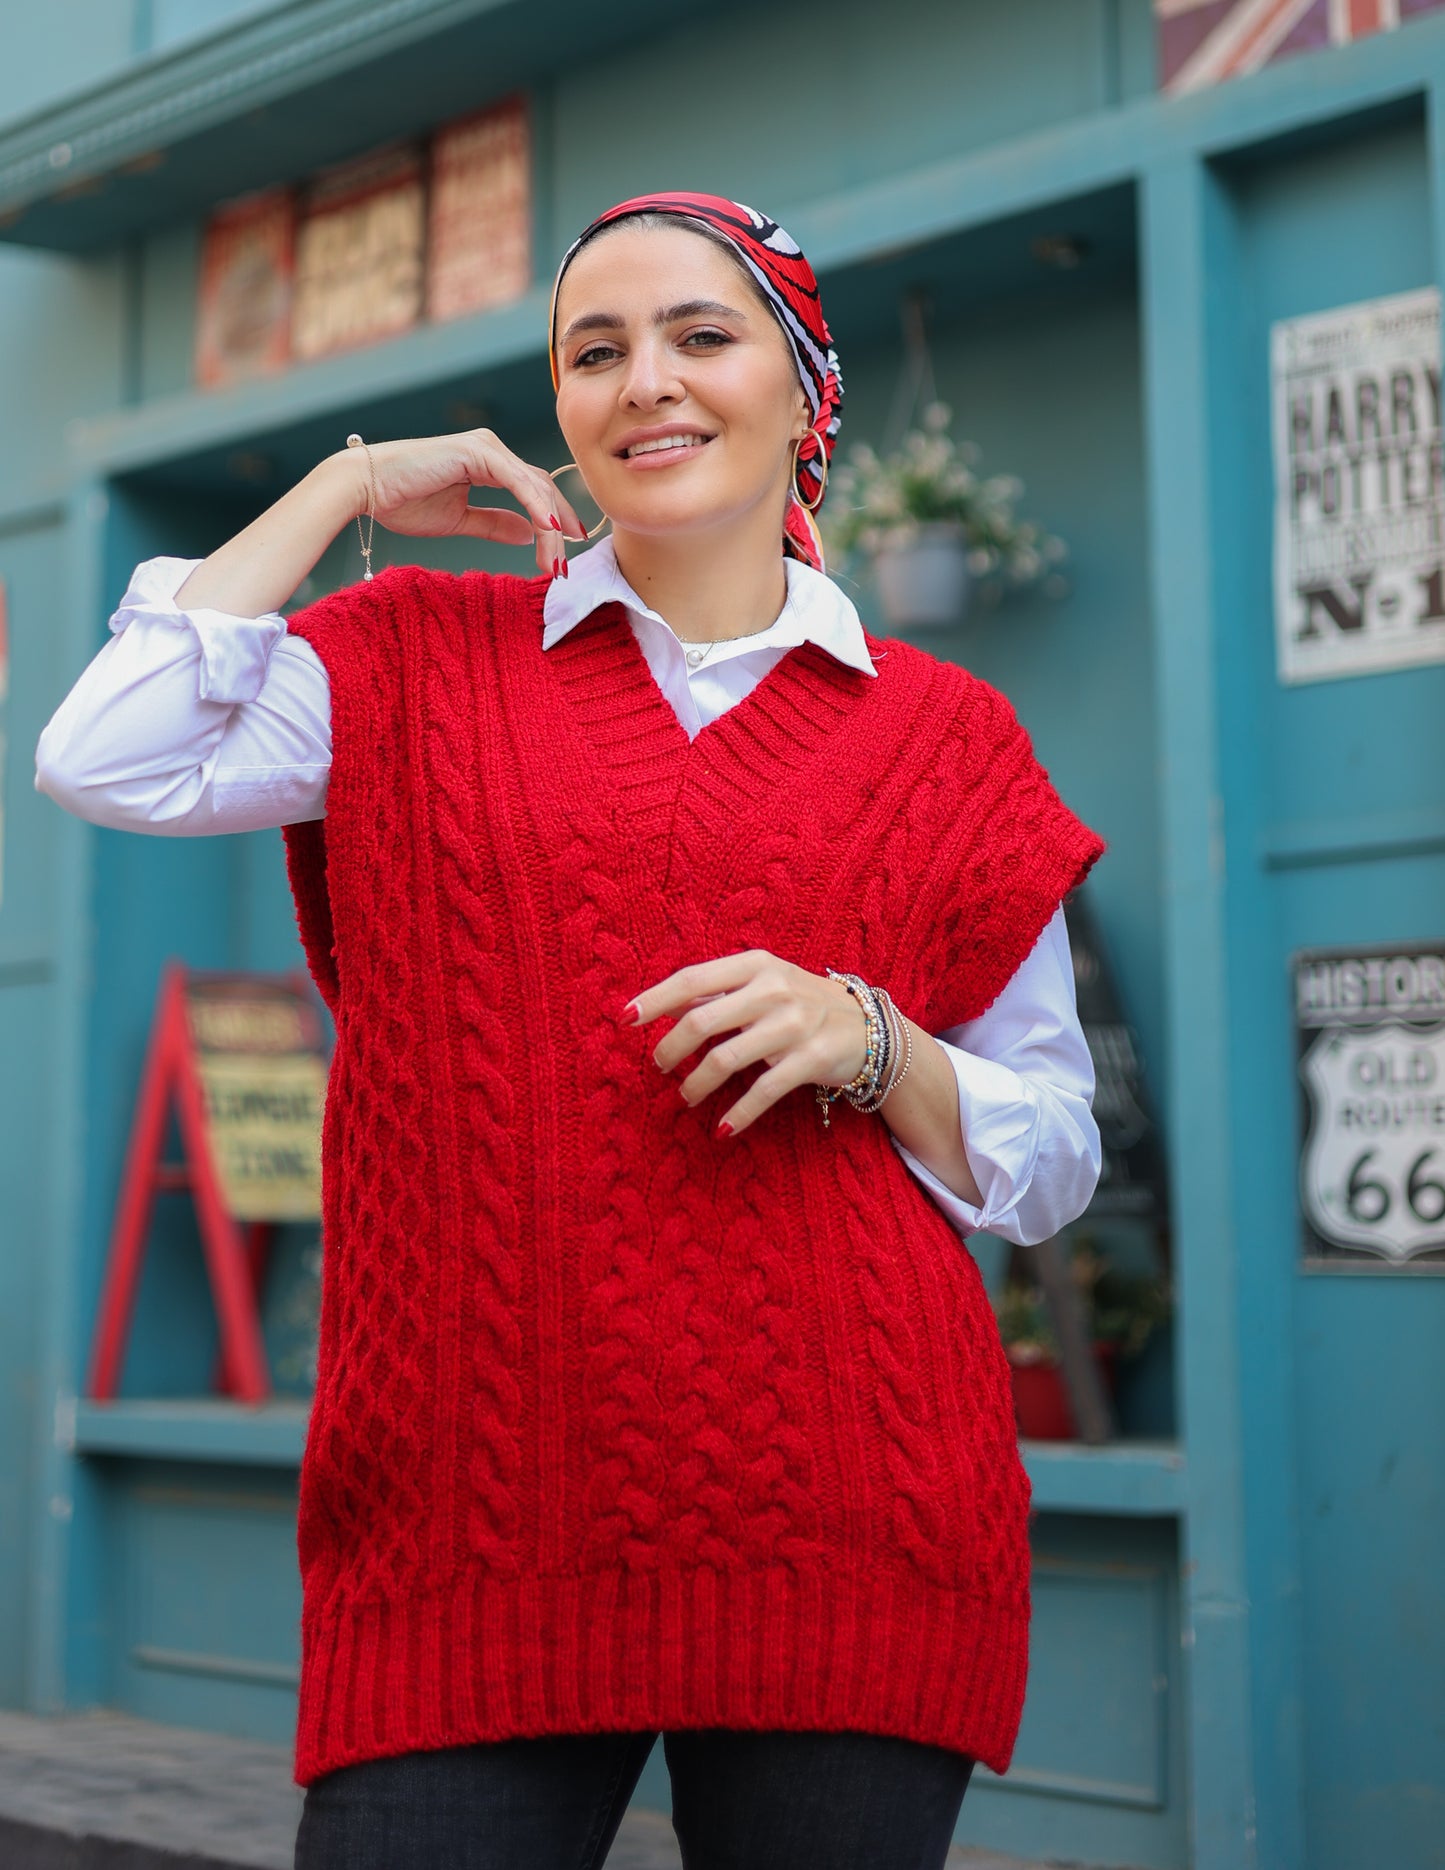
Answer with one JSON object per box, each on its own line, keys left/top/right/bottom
{"left": 623, "top": 949, "right": 871, "bottom": 1137}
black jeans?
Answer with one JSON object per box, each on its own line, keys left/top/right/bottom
{"left": 293, "top": 1728, "right": 976, "bottom": 1870}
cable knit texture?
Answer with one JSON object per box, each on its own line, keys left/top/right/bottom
{"left": 278, "top": 563, "right": 1106, "bottom": 1789}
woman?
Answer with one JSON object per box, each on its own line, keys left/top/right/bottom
{"left": 36, "top": 193, "right": 1106, "bottom": 1870}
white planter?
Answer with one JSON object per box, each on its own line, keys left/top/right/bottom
{"left": 871, "top": 523, "right": 972, "bottom": 629}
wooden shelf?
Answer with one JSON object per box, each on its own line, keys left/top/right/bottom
{"left": 1022, "top": 1437, "right": 1186, "bottom": 1516}
{"left": 69, "top": 1400, "right": 1185, "bottom": 1514}
{"left": 72, "top": 1398, "right": 309, "bottom": 1467}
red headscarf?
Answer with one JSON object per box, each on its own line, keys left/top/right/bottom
{"left": 549, "top": 192, "right": 844, "bottom": 571}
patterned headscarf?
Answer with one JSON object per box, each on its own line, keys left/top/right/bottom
{"left": 549, "top": 191, "right": 843, "bottom": 571}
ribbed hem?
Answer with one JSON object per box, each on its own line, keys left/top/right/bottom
{"left": 293, "top": 1564, "right": 1027, "bottom": 1787}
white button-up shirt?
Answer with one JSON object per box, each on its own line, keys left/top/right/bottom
{"left": 35, "top": 537, "right": 1101, "bottom": 1247}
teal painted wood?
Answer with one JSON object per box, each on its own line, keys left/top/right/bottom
{"left": 0, "top": 506, "right": 76, "bottom": 1712}
{"left": 25, "top": 483, "right": 111, "bottom": 1719}
{"left": 1193, "top": 149, "right": 1312, "bottom": 1870}
{"left": 109, "top": 1461, "right": 301, "bottom": 1745}
{"left": 146, "top": 1, "right": 282, "bottom": 57}
{"left": 7, "top": 0, "right": 1444, "bottom": 261}
{"left": 0, "top": 0, "right": 749, "bottom": 251}
{"left": 1210, "top": 113, "right": 1445, "bottom": 1870}
{"left": 1139, "top": 157, "right": 1261, "bottom": 1870}
{"left": 73, "top": 1402, "right": 312, "bottom": 1467}
{"left": 0, "top": 6, "right": 136, "bottom": 130}
{"left": 961, "top": 1517, "right": 1187, "bottom": 1870}
{"left": 68, "top": 1404, "right": 1188, "bottom": 1514}
{"left": 0, "top": 974, "right": 51, "bottom": 1704}
{"left": 1022, "top": 1444, "right": 1185, "bottom": 1517}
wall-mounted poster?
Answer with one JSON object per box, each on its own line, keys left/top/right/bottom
{"left": 1271, "top": 286, "right": 1445, "bottom": 686}
{"left": 426, "top": 95, "right": 531, "bottom": 322}
{"left": 1295, "top": 942, "right": 1445, "bottom": 1270}
{"left": 1158, "top": 1, "right": 1445, "bottom": 96}
{"left": 194, "top": 186, "right": 294, "bottom": 387}
{"left": 291, "top": 142, "right": 425, "bottom": 362}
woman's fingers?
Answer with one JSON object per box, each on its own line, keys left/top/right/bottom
{"left": 464, "top": 434, "right": 585, "bottom": 570}
{"left": 453, "top": 505, "right": 538, "bottom": 546}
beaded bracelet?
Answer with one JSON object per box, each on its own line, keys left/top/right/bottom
{"left": 815, "top": 969, "right": 915, "bottom": 1129}
{"left": 815, "top": 971, "right": 881, "bottom": 1128}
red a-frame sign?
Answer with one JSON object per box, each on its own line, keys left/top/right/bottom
{"left": 87, "top": 960, "right": 328, "bottom": 1405}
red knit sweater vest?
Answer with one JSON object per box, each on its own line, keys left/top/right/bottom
{"left": 279, "top": 563, "right": 1105, "bottom": 1788}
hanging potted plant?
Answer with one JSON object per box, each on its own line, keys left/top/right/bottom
{"left": 992, "top": 1237, "right": 1172, "bottom": 1442}
{"left": 823, "top": 402, "right": 1069, "bottom": 630}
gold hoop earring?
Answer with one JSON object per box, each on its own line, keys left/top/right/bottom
{"left": 548, "top": 462, "right": 610, "bottom": 538}
{"left": 790, "top": 428, "right": 829, "bottom": 512}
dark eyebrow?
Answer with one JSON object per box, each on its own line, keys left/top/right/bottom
{"left": 559, "top": 299, "right": 750, "bottom": 347}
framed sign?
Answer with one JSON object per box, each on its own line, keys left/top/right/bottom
{"left": 187, "top": 973, "right": 328, "bottom": 1221}
{"left": 1271, "top": 287, "right": 1445, "bottom": 686}
{"left": 426, "top": 95, "right": 531, "bottom": 322}
{"left": 291, "top": 142, "right": 426, "bottom": 362}
{"left": 1295, "top": 942, "right": 1445, "bottom": 1270}
{"left": 194, "top": 185, "right": 295, "bottom": 387}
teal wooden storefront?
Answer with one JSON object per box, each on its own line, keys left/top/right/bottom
{"left": 1, "top": 4, "right": 1441, "bottom": 1866}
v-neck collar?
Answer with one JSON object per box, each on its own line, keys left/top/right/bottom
{"left": 540, "top": 533, "right": 879, "bottom": 680}
{"left": 519, "top": 583, "right": 878, "bottom": 853}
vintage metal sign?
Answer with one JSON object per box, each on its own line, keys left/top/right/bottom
{"left": 1271, "top": 287, "right": 1445, "bottom": 686}
{"left": 1295, "top": 943, "right": 1445, "bottom": 1268}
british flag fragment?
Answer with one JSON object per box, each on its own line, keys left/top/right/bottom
{"left": 1158, "top": 0, "right": 1445, "bottom": 95}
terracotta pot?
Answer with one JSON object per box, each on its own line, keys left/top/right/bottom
{"left": 1006, "top": 1342, "right": 1119, "bottom": 1440}
{"left": 871, "top": 521, "right": 972, "bottom": 628}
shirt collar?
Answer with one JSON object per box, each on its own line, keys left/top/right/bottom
{"left": 540, "top": 534, "right": 878, "bottom": 677}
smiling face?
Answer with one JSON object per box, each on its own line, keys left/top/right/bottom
{"left": 552, "top": 219, "right": 810, "bottom": 547}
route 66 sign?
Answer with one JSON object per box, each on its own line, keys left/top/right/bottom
{"left": 1295, "top": 944, "right": 1445, "bottom": 1268}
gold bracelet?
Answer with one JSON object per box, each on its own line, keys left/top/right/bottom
{"left": 870, "top": 991, "right": 913, "bottom": 1108}
{"left": 345, "top": 433, "right": 378, "bottom": 581}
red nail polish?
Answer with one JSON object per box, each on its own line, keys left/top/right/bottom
{"left": 561, "top": 558, "right": 569, "bottom": 578}
{"left": 621, "top": 1001, "right": 640, "bottom": 1024}
{"left": 549, "top": 516, "right": 563, "bottom": 531}
{"left": 716, "top": 1120, "right": 733, "bottom": 1139}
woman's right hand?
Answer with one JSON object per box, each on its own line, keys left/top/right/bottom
{"left": 350, "top": 429, "right": 588, "bottom": 577}
{"left": 173, "top": 429, "right": 593, "bottom": 619}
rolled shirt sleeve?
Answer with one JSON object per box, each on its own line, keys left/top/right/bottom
{"left": 35, "top": 555, "right": 331, "bottom": 834}
{"left": 890, "top": 905, "right": 1102, "bottom": 1247}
